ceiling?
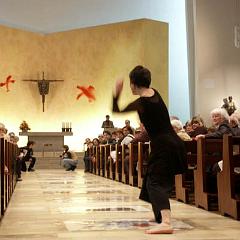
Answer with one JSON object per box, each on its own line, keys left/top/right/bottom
{"left": 0, "top": 0, "right": 151, "bottom": 34}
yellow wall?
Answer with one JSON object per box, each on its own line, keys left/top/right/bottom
{"left": 0, "top": 19, "right": 168, "bottom": 150}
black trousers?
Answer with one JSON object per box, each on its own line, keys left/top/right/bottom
{"left": 84, "top": 156, "right": 91, "bottom": 171}
{"left": 140, "top": 173, "right": 174, "bottom": 223}
{"left": 16, "top": 158, "right": 24, "bottom": 177}
{"left": 22, "top": 157, "right": 36, "bottom": 171}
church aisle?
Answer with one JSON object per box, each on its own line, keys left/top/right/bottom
{"left": 0, "top": 170, "right": 239, "bottom": 239}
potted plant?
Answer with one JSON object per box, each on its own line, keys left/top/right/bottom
{"left": 19, "top": 120, "right": 31, "bottom": 132}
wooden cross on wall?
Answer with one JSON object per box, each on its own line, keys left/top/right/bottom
{"left": 22, "top": 72, "right": 64, "bottom": 112}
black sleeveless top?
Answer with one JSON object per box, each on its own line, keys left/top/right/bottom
{"left": 113, "top": 89, "right": 187, "bottom": 175}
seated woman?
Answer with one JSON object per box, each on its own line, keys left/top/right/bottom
{"left": 171, "top": 119, "right": 192, "bottom": 141}
{"left": 195, "top": 108, "right": 233, "bottom": 140}
{"left": 195, "top": 108, "right": 234, "bottom": 178}
{"left": 188, "top": 116, "right": 208, "bottom": 138}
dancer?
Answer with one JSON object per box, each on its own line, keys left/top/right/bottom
{"left": 112, "top": 65, "right": 186, "bottom": 234}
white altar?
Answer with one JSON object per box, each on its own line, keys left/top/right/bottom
{"left": 19, "top": 132, "right": 73, "bottom": 152}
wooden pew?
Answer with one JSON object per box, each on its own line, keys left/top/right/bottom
{"left": 109, "top": 144, "right": 115, "bottom": 180}
{"left": 92, "top": 146, "right": 97, "bottom": 174}
{"left": 0, "top": 138, "right": 4, "bottom": 217}
{"left": 175, "top": 140, "right": 197, "bottom": 203}
{"left": 104, "top": 145, "right": 111, "bottom": 178}
{"left": 121, "top": 144, "right": 128, "bottom": 184}
{"left": 194, "top": 138, "right": 223, "bottom": 210}
{"left": 115, "top": 144, "right": 122, "bottom": 182}
{"left": 99, "top": 145, "right": 105, "bottom": 177}
{"left": 128, "top": 143, "right": 138, "bottom": 186}
{"left": 0, "top": 138, "right": 18, "bottom": 218}
{"left": 95, "top": 145, "right": 100, "bottom": 175}
{"left": 88, "top": 146, "right": 94, "bottom": 173}
{"left": 217, "top": 135, "right": 240, "bottom": 220}
{"left": 4, "top": 139, "right": 9, "bottom": 212}
{"left": 137, "top": 142, "right": 150, "bottom": 188}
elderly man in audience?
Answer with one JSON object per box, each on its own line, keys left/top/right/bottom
{"left": 171, "top": 119, "right": 192, "bottom": 141}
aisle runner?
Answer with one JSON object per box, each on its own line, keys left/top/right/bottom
{"left": 64, "top": 218, "right": 194, "bottom": 231}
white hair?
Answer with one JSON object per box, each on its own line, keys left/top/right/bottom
{"left": 171, "top": 119, "right": 183, "bottom": 131}
{"left": 210, "top": 108, "right": 229, "bottom": 121}
{"left": 230, "top": 114, "right": 239, "bottom": 126}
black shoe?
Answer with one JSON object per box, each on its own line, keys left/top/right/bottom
{"left": 28, "top": 168, "right": 35, "bottom": 172}
{"left": 66, "top": 168, "right": 71, "bottom": 171}
{"left": 71, "top": 166, "right": 76, "bottom": 171}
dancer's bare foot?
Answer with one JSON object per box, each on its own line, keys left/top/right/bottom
{"left": 145, "top": 223, "right": 173, "bottom": 234}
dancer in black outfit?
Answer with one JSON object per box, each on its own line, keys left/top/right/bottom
{"left": 113, "top": 65, "right": 186, "bottom": 234}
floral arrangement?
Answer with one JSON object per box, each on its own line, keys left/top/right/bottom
{"left": 19, "top": 120, "right": 31, "bottom": 131}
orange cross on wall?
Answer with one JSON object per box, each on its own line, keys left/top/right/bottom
{"left": 76, "top": 85, "right": 96, "bottom": 102}
{"left": 0, "top": 75, "right": 16, "bottom": 92}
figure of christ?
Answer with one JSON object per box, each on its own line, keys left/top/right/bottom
{"left": 22, "top": 72, "right": 64, "bottom": 112}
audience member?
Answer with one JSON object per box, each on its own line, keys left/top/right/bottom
{"left": 184, "top": 120, "right": 193, "bottom": 135}
{"left": 124, "top": 119, "right": 135, "bottom": 134}
{"left": 22, "top": 141, "right": 36, "bottom": 172}
{"left": 0, "top": 123, "right": 6, "bottom": 138}
{"left": 124, "top": 123, "right": 150, "bottom": 174}
{"left": 16, "top": 148, "right": 25, "bottom": 181}
{"left": 171, "top": 119, "right": 192, "bottom": 141}
{"left": 188, "top": 116, "right": 208, "bottom": 138}
{"left": 229, "top": 114, "right": 240, "bottom": 136}
{"left": 195, "top": 108, "right": 233, "bottom": 140}
{"left": 83, "top": 138, "right": 91, "bottom": 172}
{"left": 102, "top": 130, "right": 115, "bottom": 144}
{"left": 116, "top": 129, "right": 124, "bottom": 143}
{"left": 101, "top": 115, "right": 114, "bottom": 129}
{"left": 61, "top": 145, "right": 78, "bottom": 171}
{"left": 121, "top": 126, "right": 134, "bottom": 145}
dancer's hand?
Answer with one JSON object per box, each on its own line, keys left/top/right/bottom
{"left": 114, "top": 79, "right": 124, "bottom": 97}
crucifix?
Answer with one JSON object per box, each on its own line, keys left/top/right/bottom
{"left": 22, "top": 72, "right": 64, "bottom": 112}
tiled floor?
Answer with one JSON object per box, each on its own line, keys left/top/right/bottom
{"left": 0, "top": 169, "right": 240, "bottom": 239}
